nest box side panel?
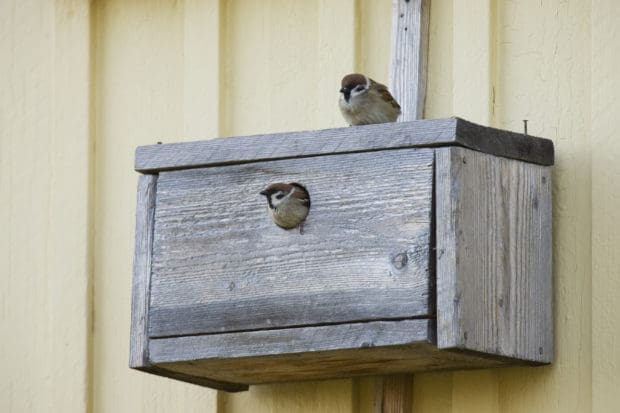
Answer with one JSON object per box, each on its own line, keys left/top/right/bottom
{"left": 435, "top": 147, "right": 553, "bottom": 363}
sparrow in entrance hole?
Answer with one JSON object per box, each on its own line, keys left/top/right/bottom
{"left": 260, "top": 183, "right": 310, "bottom": 231}
{"left": 339, "top": 73, "right": 401, "bottom": 126}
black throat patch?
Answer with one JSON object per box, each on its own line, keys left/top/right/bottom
{"left": 342, "top": 89, "right": 351, "bottom": 102}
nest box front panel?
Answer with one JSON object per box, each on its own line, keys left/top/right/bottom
{"left": 147, "top": 149, "right": 435, "bottom": 338}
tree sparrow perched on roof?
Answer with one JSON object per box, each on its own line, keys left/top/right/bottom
{"left": 339, "top": 73, "right": 401, "bottom": 126}
{"left": 260, "top": 183, "right": 310, "bottom": 231}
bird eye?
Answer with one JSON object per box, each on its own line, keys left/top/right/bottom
{"left": 275, "top": 193, "right": 284, "bottom": 200}
{"left": 354, "top": 85, "right": 365, "bottom": 92}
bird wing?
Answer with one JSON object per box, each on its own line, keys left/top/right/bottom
{"left": 289, "top": 183, "right": 311, "bottom": 208}
{"left": 371, "top": 79, "right": 401, "bottom": 111}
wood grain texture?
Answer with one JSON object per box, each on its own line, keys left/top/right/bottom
{"left": 148, "top": 149, "right": 434, "bottom": 337}
{"left": 386, "top": 1, "right": 430, "bottom": 409}
{"left": 128, "top": 174, "right": 247, "bottom": 392}
{"left": 153, "top": 345, "right": 507, "bottom": 386}
{"left": 134, "top": 365, "right": 248, "bottom": 393}
{"left": 134, "top": 117, "right": 554, "bottom": 173}
{"left": 454, "top": 119, "right": 554, "bottom": 168}
{"left": 151, "top": 319, "right": 434, "bottom": 363}
{"left": 390, "top": 0, "right": 430, "bottom": 121}
{"left": 150, "top": 290, "right": 430, "bottom": 338}
{"left": 129, "top": 174, "right": 158, "bottom": 368}
{"left": 435, "top": 147, "right": 553, "bottom": 363}
{"left": 374, "top": 375, "right": 413, "bottom": 413}
{"left": 149, "top": 319, "right": 508, "bottom": 385}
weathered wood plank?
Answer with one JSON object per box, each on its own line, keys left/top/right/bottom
{"left": 454, "top": 119, "right": 554, "bottom": 168}
{"left": 154, "top": 345, "right": 508, "bottom": 386}
{"left": 390, "top": 0, "right": 430, "bottom": 121}
{"left": 129, "top": 174, "right": 158, "bottom": 368}
{"left": 435, "top": 147, "right": 553, "bottom": 363}
{"left": 151, "top": 319, "right": 434, "bottom": 362}
{"left": 134, "top": 117, "right": 554, "bottom": 172}
{"left": 148, "top": 320, "right": 509, "bottom": 385}
{"left": 388, "top": 0, "right": 430, "bottom": 412}
{"left": 128, "top": 174, "right": 247, "bottom": 392}
{"left": 148, "top": 149, "right": 434, "bottom": 337}
{"left": 134, "top": 365, "right": 248, "bottom": 392}
{"left": 386, "top": 1, "right": 430, "bottom": 409}
{"left": 150, "top": 290, "right": 431, "bottom": 338}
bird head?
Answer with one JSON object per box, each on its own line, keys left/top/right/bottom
{"left": 339, "top": 73, "right": 369, "bottom": 103}
{"left": 260, "top": 183, "right": 291, "bottom": 209}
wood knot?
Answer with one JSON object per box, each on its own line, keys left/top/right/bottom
{"left": 391, "top": 252, "right": 408, "bottom": 270}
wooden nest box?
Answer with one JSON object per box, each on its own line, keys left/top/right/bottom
{"left": 130, "top": 117, "right": 554, "bottom": 392}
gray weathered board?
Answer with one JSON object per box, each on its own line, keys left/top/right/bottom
{"left": 435, "top": 147, "right": 552, "bottom": 362}
{"left": 386, "top": 1, "right": 431, "bottom": 409}
{"left": 130, "top": 118, "right": 554, "bottom": 390}
{"left": 149, "top": 149, "right": 434, "bottom": 338}
{"left": 390, "top": 0, "right": 430, "bottom": 121}
{"left": 148, "top": 319, "right": 506, "bottom": 385}
{"left": 134, "top": 117, "right": 554, "bottom": 172}
{"left": 130, "top": 173, "right": 248, "bottom": 392}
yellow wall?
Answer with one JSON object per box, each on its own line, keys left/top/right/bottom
{"left": 1, "top": 0, "right": 618, "bottom": 412}
{"left": 1, "top": 1, "right": 92, "bottom": 411}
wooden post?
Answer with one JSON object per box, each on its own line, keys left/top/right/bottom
{"left": 390, "top": 0, "right": 430, "bottom": 122}
{"left": 376, "top": 0, "right": 430, "bottom": 411}
{"left": 374, "top": 375, "right": 414, "bottom": 413}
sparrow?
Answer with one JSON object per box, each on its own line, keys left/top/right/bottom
{"left": 259, "top": 182, "right": 311, "bottom": 231}
{"left": 339, "top": 73, "right": 401, "bottom": 126}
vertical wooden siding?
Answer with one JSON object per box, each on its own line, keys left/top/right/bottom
{"left": 93, "top": 1, "right": 219, "bottom": 411}
{"left": 3, "top": 0, "right": 619, "bottom": 412}
{"left": 0, "top": 1, "right": 93, "bottom": 412}
{"left": 591, "top": 1, "right": 620, "bottom": 412}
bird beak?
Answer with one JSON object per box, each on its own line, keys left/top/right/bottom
{"left": 339, "top": 88, "right": 346, "bottom": 94}
{"left": 259, "top": 190, "right": 269, "bottom": 196}
{"left": 340, "top": 87, "right": 351, "bottom": 102}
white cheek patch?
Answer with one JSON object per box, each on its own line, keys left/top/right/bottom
{"left": 350, "top": 87, "right": 367, "bottom": 98}
{"left": 270, "top": 190, "right": 291, "bottom": 208}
